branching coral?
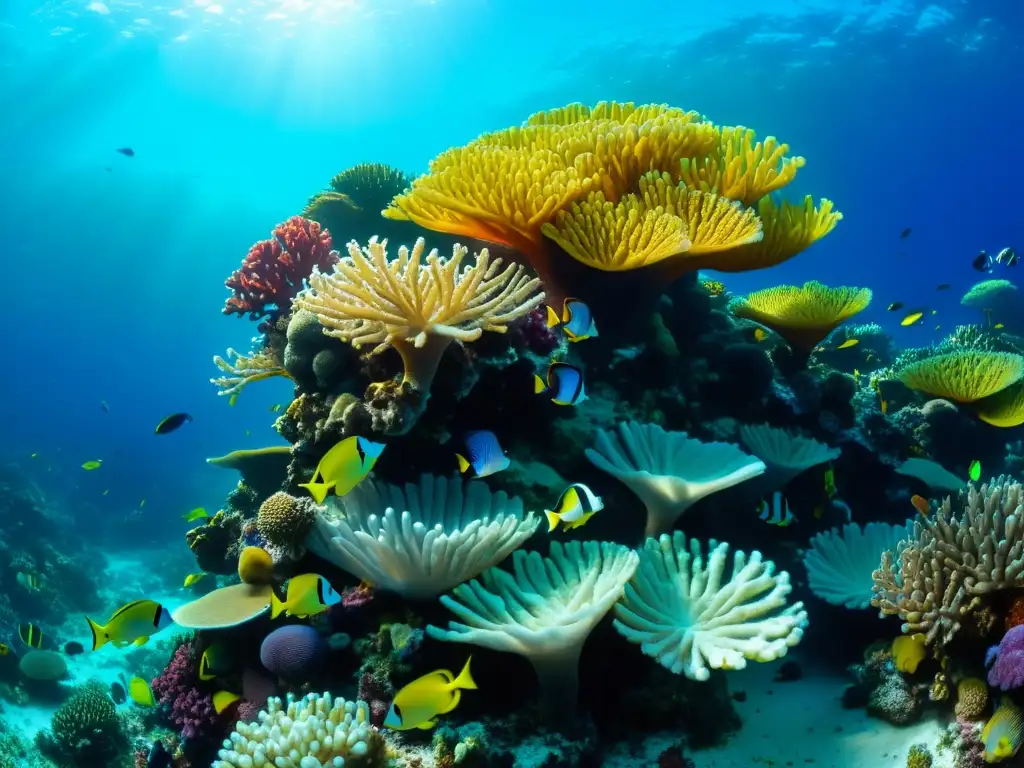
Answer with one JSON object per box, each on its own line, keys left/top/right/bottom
{"left": 295, "top": 237, "right": 544, "bottom": 393}
{"left": 803, "top": 522, "right": 912, "bottom": 609}
{"left": 897, "top": 351, "right": 1024, "bottom": 403}
{"left": 585, "top": 421, "right": 766, "bottom": 537}
{"left": 613, "top": 531, "right": 808, "bottom": 681}
{"left": 872, "top": 477, "right": 1024, "bottom": 646}
{"left": 426, "top": 541, "right": 638, "bottom": 720}
{"left": 728, "top": 280, "right": 872, "bottom": 352}
{"left": 211, "top": 348, "right": 295, "bottom": 401}
{"left": 305, "top": 474, "right": 540, "bottom": 600}
{"left": 384, "top": 101, "right": 839, "bottom": 297}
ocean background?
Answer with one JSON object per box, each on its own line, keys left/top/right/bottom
{"left": 0, "top": 0, "right": 1019, "bottom": 548}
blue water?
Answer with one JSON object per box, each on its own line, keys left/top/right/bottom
{"left": 0, "top": 0, "right": 1019, "bottom": 545}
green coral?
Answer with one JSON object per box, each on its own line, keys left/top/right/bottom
{"left": 45, "top": 681, "right": 128, "bottom": 766}
{"left": 433, "top": 722, "right": 491, "bottom": 767}
{"left": 906, "top": 743, "right": 933, "bottom": 768}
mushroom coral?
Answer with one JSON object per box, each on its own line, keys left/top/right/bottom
{"left": 728, "top": 280, "right": 872, "bottom": 352}
{"left": 426, "top": 540, "right": 638, "bottom": 722}
{"left": 384, "top": 101, "right": 840, "bottom": 298}
{"left": 897, "top": 351, "right": 1024, "bottom": 403}
{"left": 585, "top": 421, "right": 766, "bottom": 538}
{"left": 294, "top": 237, "right": 544, "bottom": 393}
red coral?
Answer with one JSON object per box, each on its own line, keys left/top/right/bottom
{"left": 224, "top": 216, "right": 338, "bottom": 331}
{"left": 341, "top": 583, "right": 374, "bottom": 610}
{"left": 1006, "top": 594, "right": 1024, "bottom": 630}
{"left": 151, "top": 640, "right": 223, "bottom": 741}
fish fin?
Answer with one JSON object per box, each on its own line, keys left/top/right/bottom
{"left": 415, "top": 718, "right": 438, "bottom": 730}
{"left": 452, "top": 656, "right": 477, "bottom": 690}
{"left": 533, "top": 374, "right": 547, "bottom": 394}
{"left": 439, "top": 688, "right": 462, "bottom": 714}
{"left": 455, "top": 454, "right": 470, "bottom": 474}
{"left": 545, "top": 510, "right": 560, "bottom": 533}
{"left": 270, "top": 591, "right": 286, "bottom": 620}
{"left": 564, "top": 328, "right": 579, "bottom": 342}
{"left": 298, "top": 480, "right": 328, "bottom": 505}
{"left": 545, "top": 305, "right": 560, "bottom": 328}
{"left": 589, "top": 322, "right": 599, "bottom": 338}
{"left": 568, "top": 511, "right": 595, "bottom": 530}
{"left": 86, "top": 616, "right": 107, "bottom": 652}
{"left": 212, "top": 691, "right": 241, "bottom": 715}
{"left": 133, "top": 636, "right": 149, "bottom": 647}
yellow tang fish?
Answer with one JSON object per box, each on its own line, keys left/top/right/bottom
{"left": 383, "top": 657, "right": 477, "bottom": 730}
{"left": 128, "top": 677, "right": 155, "bottom": 707}
{"left": 86, "top": 600, "right": 173, "bottom": 651}
{"left": 298, "top": 435, "right": 385, "bottom": 504}
{"left": 213, "top": 690, "right": 241, "bottom": 714}
{"left": 183, "top": 572, "right": 207, "bottom": 588}
{"left": 82, "top": 460, "right": 102, "bottom": 470}
{"left": 182, "top": 507, "right": 208, "bottom": 523}
{"left": 983, "top": 699, "right": 1024, "bottom": 762}
{"left": 901, "top": 311, "right": 924, "bottom": 327}
{"left": 270, "top": 574, "right": 341, "bottom": 619}
{"left": 836, "top": 338, "right": 859, "bottom": 349}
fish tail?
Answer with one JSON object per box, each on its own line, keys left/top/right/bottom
{"left": 455, "top": 454, "right": 470, "bottom": 474}
{"left": 533, "top": 375, "right": 547, "bottom": 395}
{"left": 452, "top": 656, "right": 478, "bottom": 691}
{"left": 545, "top": 305, "right": 560, "bottom": 329}
{"left": 86, "top": 616, "right": 107, "bottom": 652}
{"left": 545, "top": 510, "right": 560, "bottom": 533}
{"left": 564, "top": 328, "right": 579, "bottom": 343}
{"left": 299, "top": 481, "right": 327, "bottom": 505}
{"left": 270, "top": 591, "right": 286, "bottom": 620}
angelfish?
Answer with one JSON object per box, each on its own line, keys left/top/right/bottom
{"left": 455, "top": 431, "right": 509, "bottom": 478}
{"left": 546, "top": 298, "right": 598, "bottom": 342}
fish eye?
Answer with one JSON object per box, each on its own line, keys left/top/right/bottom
{"left": 392, "top": 704, "right": 402, "bottom": 719}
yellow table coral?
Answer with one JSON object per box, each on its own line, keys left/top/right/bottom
{"left": 897, "top": 351, "right": 1024, "bottom": 403}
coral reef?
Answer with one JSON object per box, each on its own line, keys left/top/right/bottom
{"left": 39, "top": 681, "right": 128, "bottom": 767}
{"left": 152, "top": 639, "right": 223, "bottom": 742}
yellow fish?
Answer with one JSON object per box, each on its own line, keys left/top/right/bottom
{"left": 544, "top": 483, "right": 604, "bottom": 533}
{"left": 983, "top": 699, "right": 1024, "bottom": 762}
{"left": 229, "top": 394, "right": 239, "bottom": 407}
{"left": 82, "top": 460, "right": 102, "bottom": 470}
{"left": 753, "top": 328, "right": 768, "bottom": 342}
{"left": 269, "top": 404, "right": 283, "bottom": 413}
{"left": 836, "top": 338, "right": 859, "bottom": 349}
{"left": 183, "top": 572, "right": 207, "bottom": 588}
{"left": 270, "top": 574, "right": 341, "bottom": 619}
{"left": 213, "top": 690, "right": 241, "bottom": 714}
{"left": 298, "top": 435, "right": 385, "bottom": 504}
{"left": 383, "top": 657, "right": 476, "bottom": 730}
{"left": 128, "top": 677, "right": 155, "bottom": 707}
{"left": 30, "top": 453, "right": 38, "bottom": 459}
{"left": 182, "top": 507, "right": 208, "bottom": 523}
{"left": 891, "top": 633, "right": 926, "bottom": 674}
{"left": 995, "top": 323, "right": 1005, "bottom": 330}
{"left": 0, "top": 643, "right": 8, "bottom": 656}
{"left": 19, "top": 624, "right": 43, "bottom": 649}
{"left": 901, "top": 311, "right": 924, "bottom": 327}
{"left": 86, "top": 600, "right": 173, "bottom": 651}
{"left": 199, "top": 642, "right": 231, "bottom": 681}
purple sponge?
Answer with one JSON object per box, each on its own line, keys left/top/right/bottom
{"left": 988, "top": 625, "right": 1024, "bottom": 690}
{"left": 260, "top": 625, "right": 326, "bottom": 680}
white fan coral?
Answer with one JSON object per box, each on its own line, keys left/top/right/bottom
{"left": 803, "top": 521, "right": 913, "bottom": 609}
{"left": 739, "top": 423, "right": 840, "bottom": 492}
{"left": 305, "top": 474, "right": 539, "bottom": 600}
{"left": 213, "top": 692, "right": 383, "bottom": 768}
{"left": 426, "top": 540, "right": 638, "bottom": 719}
{"left": 585, "top": 421, "right": 766, "bottom": 537}
{"left": 613, "top": 531, "right": 808, "bottom": 681}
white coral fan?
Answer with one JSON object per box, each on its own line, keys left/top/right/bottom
{"left": 613, "top": 531, "right": 808, "bottom": 681}
{"left": 212, "top": 692, "right": 381, "bottom": 768}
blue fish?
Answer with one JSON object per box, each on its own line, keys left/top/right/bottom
{"left": 546, "top": 298, "right": 598, "bottom": 342}
{"left": 455, "top": 431, "right": 510, "bottom": 478}
{"left": 757, "top": 492, "right": 795, "bottom": 527}
{"left": 534, "top": 362, "right": 586, "bottom": 406}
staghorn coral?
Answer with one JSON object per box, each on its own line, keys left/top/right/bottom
{"left": 729, "top": 280, "right": 872, "bottom": 353}
{"left": 897, "top": 351, "right": 1024, "bottom": 403}
{"left": 613, "top": 531, "right": 808, "bottom": 681}
{"left": 211, "top": 347, "right": 295, "bottom": 401}
{"left": 872, "top": 477, "right": 1024, "bottom": 647}
{"left": 256, "top": 491, "right": 315, "bottom": 558}
{"left": 295, "top": 237, "right": 544, "bottom": 395}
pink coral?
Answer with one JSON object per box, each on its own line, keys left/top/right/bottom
{"left": 987, "top": 625, "right": 1024, "bottom": 690}
{"left": 151, "top": 640, "right": 222, "bottom": 741}
{"left": 341, "top": 583, "right": 374, "bottom": 610}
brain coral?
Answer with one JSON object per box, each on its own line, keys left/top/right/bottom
{"left": 260, "top": 625, "right": 326, "bottom": 681}
{"left": 257, "top": 492, "right": 315, "bottom": 556}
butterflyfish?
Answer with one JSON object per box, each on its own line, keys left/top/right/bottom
{"left": 546, "top": 298, "right": 598, "bottom": 342}
{"left": 155, "top": 412, "right": 193, "bottom": 434}
{"left": 910, "top": 494, "right": 930, "bottom": 517}
{"left": 545, "top": 483, "right": 603, "bottom": 533}
{"left": 82, "top": 460, "right": 102, "bottom": 470}
{"left": 757, "top": 492, "right": 795, "bottom": 527}
{"left": 183, "top": 572, "right": 207, "bottom": 588}
{"left": 182, "top": 507, "right": 208, "bottom": 523}
{"left": 270, "top": 574, "right": 340, "bottom": 619}
{"left": 455, "top": 430, "right": 509, "bottom": 478}
{"left": 129, "top": 676, "right": 155, "bottom": 707}
{"left": 16, "top": 571, "right": 40, "bottom": 591}
{"left": 836, "top": 338, "right": 859, "bottom": 349}
{"left": 383, "top": 657, "right": 477, "bottom": 731}
{"left": 969, "top": 460, "right": 981, "bottom": 482}
{"left": 982, "top": 699, "right": 1024, "bottom": 762}
{"left": 901, "top": 311, "right": 924, "bottom": 327}
{"left": 199, "top": 642, "right": 232, "bottom": 681}
{"left": 86, "top": 600, "right": 173, "bottom": 651}
{"left": 298, "top": 435, "right": 385, "bottom": 504}
{"left": 534, "top": 362, "right": 586, "bottom": 406}
{"left": 19, "top": 623, "right": 43, "bottom": 649}
{"left": 213, "top": 690, "right": 241, "bottom": 715}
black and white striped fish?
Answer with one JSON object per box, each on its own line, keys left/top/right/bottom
{"left": 757, "top": 492, "right": 795, "bottom": 527}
